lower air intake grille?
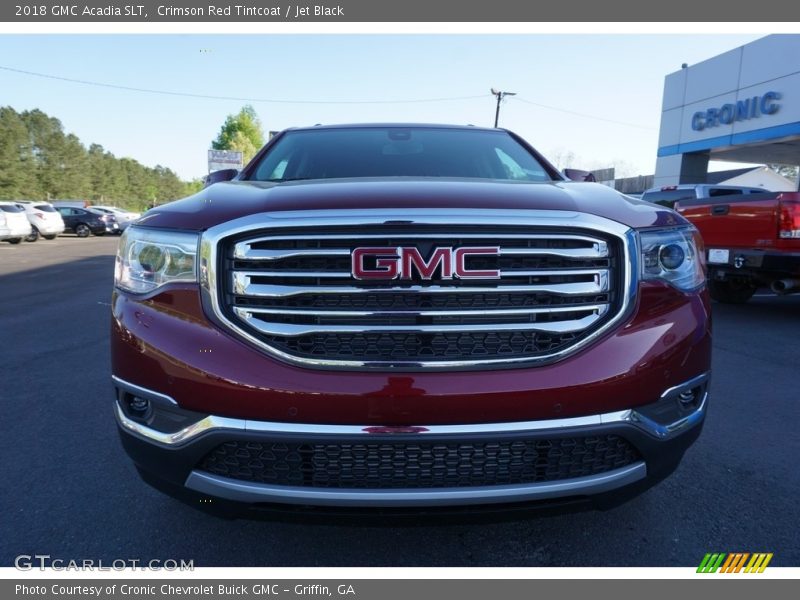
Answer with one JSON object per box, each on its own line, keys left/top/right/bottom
{"left": 198, "top": 435, "right": 640, "bottom": 489}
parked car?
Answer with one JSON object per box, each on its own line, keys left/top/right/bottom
{"left": 113, "top": 124, "right": 711, "bottom": 518}
{"left": 55, "top": 206, "right": 119, "bottom": 237}
{"left": 52, "top": 200, "right": 89, "bottom": 209}
{"left": 0, "top": 201, "right": 33, "bottom": 244}
{"left": 676, "top": 190, "right": 800, "bottom": 303}
{"left": 642, "top": 184, "right": 768, "bottom": 209}
{"left": 89, "top": 206, "right": 141, "bottom": 232}
{"left": 14, "top": 201, "right": 66, "bottom": 241}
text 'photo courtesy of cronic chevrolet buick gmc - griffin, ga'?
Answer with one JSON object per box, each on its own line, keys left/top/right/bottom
{"left": 110, "top": 124, "right": 712, "bottom": 518}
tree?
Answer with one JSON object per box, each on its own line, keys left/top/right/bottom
{"left": 211, "top": 105, "right": 264, "bottom": 163}
{"left": 767, "top": 163, "right": 799, "bottom": 183}
{"left": 0, "top": 107, "right": 36, "bottom": 199}
{"left": 0, "top": 105, "right": 201, "bottom": 205}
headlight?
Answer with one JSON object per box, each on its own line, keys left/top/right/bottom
{"left": 115, "top": 227, "right": 198, "bottom": 294}
{"left": 639, "top": 226, "right": 705, "bottom": 291}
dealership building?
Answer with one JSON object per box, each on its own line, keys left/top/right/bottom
{"left": 654, "top": 35, "right": 800, "bottom": 190}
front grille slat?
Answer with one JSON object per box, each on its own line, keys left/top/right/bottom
{"left": 216, "top": 222, "right": 625, "bottom": 368}
{"left": 233, "top": 279, "right": 610, "bottom": 298}
{"left": 235, "top": 233, "right": 609, "bottom": 260}
{"left": 230, "top": 304, "right": 606, "bottom": 318}
{"left": 233, "top": 306, "right": 607, "bottom": 336}
{"left": 198, "top": 435, "right": 640, "bottom": 489}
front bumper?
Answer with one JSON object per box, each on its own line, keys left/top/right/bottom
{"left": 32, "top": 220, "right": 65, "bottom": 235}
{"left": 115, "top": 372, "right": 708, "bottom": 511}
{"left": 0, "top": 223, "right": 32, "bottom": 239}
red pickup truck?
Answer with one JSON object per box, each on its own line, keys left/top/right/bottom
{"left": 111, "top": 124, "right": 711, "bottom": 518}
{"left": 676, "top": 191, "right": 800, "bottom": 303}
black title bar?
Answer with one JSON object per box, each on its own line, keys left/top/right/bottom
{"left": 3, "top": 0, "right": 800, "bottom": 22}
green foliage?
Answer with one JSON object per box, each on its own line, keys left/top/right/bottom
{"left": 211, "top": 105, "right": 264, "bottom": 163}
{"left": 0, "top": 107, "right": 37, "bottom": 197}
{"left": 768, "top": 163, "right": 800, "bottom": 181}
{"left": 0, "top": 105, "right": 197, "bottom": 210}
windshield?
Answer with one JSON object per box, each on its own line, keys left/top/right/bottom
{"left": 247, "top": 127, "right": 554, "bottom": 183}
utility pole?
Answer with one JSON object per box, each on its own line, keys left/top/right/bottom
{"left": 491, "top": 88, "right": 516, "bottom": 128}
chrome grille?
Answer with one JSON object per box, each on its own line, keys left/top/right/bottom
{"left": 202, "top": 211, "right": 633, "bottom": 369}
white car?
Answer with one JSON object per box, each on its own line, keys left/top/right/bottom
{"left": 89, "top": 206, "right": 141, "bottom": 232}
{"left": 15, "top": 201, "right": 66, "bottom": 241}
{"left": 0, "top": 201, "right": 33, "bottom": 244}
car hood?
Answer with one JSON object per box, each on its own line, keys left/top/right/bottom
{"left": 137, "top": 179, "right": 687, "bottom": 231}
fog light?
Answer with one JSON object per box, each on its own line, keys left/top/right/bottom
{"left": 128, "top": 395, "right": 150, "bottom": 416}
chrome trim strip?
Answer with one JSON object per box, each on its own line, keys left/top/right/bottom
{"left": 497, "top": 268, "right": 607, "bottom": 278}
{"left": 230, "top": 304, "right": 610, "bottom": 319}
{"left": 234, "top": 306, "right": 606, "bottom": 336}
{"left": 233, "top": 275, "right": 607, "bottom": 298}
{"left": 234, "top": 232, "right": 609, "bottom": 261}
{"left": 235, "top": 270, "right": 353, "bottom": 279}
{"left": 629, "top": 391, "right": 708, "bottom": 439}
{"left": 184, "top": 462, "right": 647, "bottom": 507}
{"left": 113, "top": 371, "right": 709, "bottom": 446}
{"left": 200, "top": 209, "right": 637, "bottom": 369}
{"left": 498, "top": 244, "right": 608, "bottom": 259}
{"left": 112, "top": 375, "right": 178, "bottom": 407}
{"left": 660, "top": 371, "right": 709, "bottom": 400}
{"left": 234, "top": 246, "right": 351, "bottom": 260}
{"left": 114, "top": 402, "right": 242, "bottom": 445}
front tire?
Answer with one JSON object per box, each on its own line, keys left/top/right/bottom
{"left": 708, "top": 279, "right": 757, "bottom": 304}
{"left": 7, "top": 238, "right": 23, "bottom": 244}
{"left": 75, "top": 223, "right": 91, "bottom": 238}
{"left": 25, "top": 227, "right": 40, "bottom": 242}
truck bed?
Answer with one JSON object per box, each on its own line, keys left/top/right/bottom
{"left": 676, "top": 191, "right": 800, "bottom": 252}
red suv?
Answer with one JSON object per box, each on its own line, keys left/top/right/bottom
{"left": 111, "top": 124, "right": 711, "bottom": 517}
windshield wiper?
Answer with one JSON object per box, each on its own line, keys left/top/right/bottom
{"left": 264, "top": 177, "right": 312, "bottom": 182}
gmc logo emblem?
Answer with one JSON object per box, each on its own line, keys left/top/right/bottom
{"left": 352, "top": 247, "right": 500, "bottom": 280}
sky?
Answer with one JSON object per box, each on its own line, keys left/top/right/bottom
{"left": 0, "top": 34, "right": 765, "bottom": 181}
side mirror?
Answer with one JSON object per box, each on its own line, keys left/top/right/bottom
{"left": 564, "top": 168, "right": 596, "bottom": 182}
{"left": 204, "top": 168, "right": 239, "bottom": 187}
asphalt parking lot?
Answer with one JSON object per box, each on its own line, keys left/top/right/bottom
{"left": 1, "top": 235, "right": 798, "bottom": 567}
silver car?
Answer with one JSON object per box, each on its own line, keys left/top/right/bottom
{"left": 89, "top": 206, "right": 141, "bottom": 232}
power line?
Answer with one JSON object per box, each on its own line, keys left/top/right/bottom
{"left": 0, "top": 64, "right": 656, "bottom": 130}
{"left": 511, "top": 96, "right": 655, "bottom": 131}
{"left": 0, "top": 65, "right": 489, "bottom": 106}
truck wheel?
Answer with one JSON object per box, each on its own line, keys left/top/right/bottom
{"left": 708, "top": 279, "right": 756, "bottom": 304}
{"left": 75, "top": 223, "right": 91, "bottom": 238}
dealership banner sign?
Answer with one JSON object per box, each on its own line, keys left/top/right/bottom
{"left": 4, "top": 0, "right": 800, "bottom": 22}
{"left": 691, "top": 92, "right": 781, "bottom": 131}
{"left": 208, "top": 149, "right": 243, "bottom": 172}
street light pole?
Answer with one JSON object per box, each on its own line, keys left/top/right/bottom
{"left": 491, "top": 88, "right": 517, "bottom": 128}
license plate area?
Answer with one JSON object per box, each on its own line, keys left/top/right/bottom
{"left": 708, "top": 249, "right": 729, "bottom": 264}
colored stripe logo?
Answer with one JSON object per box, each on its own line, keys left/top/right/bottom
{"left": 697, "top": 553, "right": 773, "bottom": 573}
